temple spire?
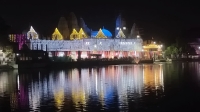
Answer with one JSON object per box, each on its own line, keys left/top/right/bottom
{"left": 27, "top": 26, "right": 38, "bottom": 39}
{"left": 52, "top": 28, "right": 63, "bottom": 40}
{"left": 116, "top": 28, "right": 126, "bottom": 38}
{"left": 58, "top": 16, "right": 69, "bottom": 40}
{"left": 129, "top": 23, "right": 137, "bottom": 38}
{"left": 70, "top": 28, "right": 79, "bottom": 40}
{"left": 79, "top": 18, "right": 90, "bottom": 36}
{"left": 30, "top": 26, "right": 36, "bottom": 32}
{"left": 78, "top": 28, "right": 87, "bottom": 39}
{"left": 115, "top": 14, "right": 127, "bottom": 37}
{"left": 69, "top": 12, "right": 79, "bottom": 32}
{"left": 95, "top": 28, "right": 107, "bottom": 38}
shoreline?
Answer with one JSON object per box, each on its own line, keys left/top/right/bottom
{"left": 17, "top": 59, "right": 153, "bottom": 69}
{"left": 0, "top": 65, "right": 14, "bottom": 70}
{"left": 10, "top": 58, "right": 200, "bottom": 69}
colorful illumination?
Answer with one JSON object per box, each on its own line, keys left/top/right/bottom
{"left": 78, "top": 28, "right": 87, "bottom": 39}
{"left": 52, "top": 28, "right": 63, "bottom": 40}
{"left": 116, "top": 28, "right": 126, "bottom": 38}
{"left": 70, "top": 29, "right": 79, "bottom": 40}
{"left": 27, "top": 26, "right": 39, "bottom": 39}
{"left": 30, "top": 38, "right": 143, "bottom": 51}
{"left": 9, "top": 34, "right": 27, "bottom": 50}
{"left": 95, "top": 28, "right": 107, "bottom": 38}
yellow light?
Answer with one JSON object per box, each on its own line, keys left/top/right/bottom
{"left": 70, "top": 29, "right": 79, "bottom": 40}
{"left": 54, "top": 89, "right": 64, "bottom": 110}
{"left": 95, "top": 28, "right": 107, "bottom": 38}
{"left": 78, "top": 28, "right": 87, "bottom": 39}
{"left": 52, "top": 28, "right": 63, "bottom": 40}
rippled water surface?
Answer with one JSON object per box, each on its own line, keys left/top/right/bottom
{"left": 1, "top": 62, "right": 200, "bottom": 111}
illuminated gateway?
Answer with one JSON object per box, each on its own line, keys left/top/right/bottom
{"left": 11, "top": 13, "right": 143, "bottom": 60}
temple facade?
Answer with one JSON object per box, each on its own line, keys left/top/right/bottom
{"left": 9, "top": 13, "right": 145, "bottom": 60}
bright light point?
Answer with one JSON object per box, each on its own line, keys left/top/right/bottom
{"left": 137, "top": 35, "right": 140, "bottom": 38}
{"left": 161, "top": 45, "right": 163, "bottom": 47}
{"left": 154, "top": 42, "right": 156, "bottom": 44}
{"left": 123, "top": 27, "right": 126, "bottom": 30}
{"left": 94, "top": 45, "right": 97, "bottom": 48}
{"left": 16, "top": 53, "right": 19, "bottom": 56}
{"left": 58, "top": 52, "right": 64, "bottom": 57}
{"left": 116, "top": 27, "right": 119, "bottom": 30}
{"left": 199, "top": 46, "right": 200, "bottom": 49}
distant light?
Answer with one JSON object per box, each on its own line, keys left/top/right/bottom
{"left": 58, "top": 52, "right": 64, "bottom": 57}
{"left": 94, "top": 45, "right": 97, "bottom": 48}
{"left": 123, "top": 27, "right": 126, "bottom": 30}
{"left": 16, "top": 53, "right": 19, "bottom": 56}
{"left": 137, "top": 35, "right": 140, "bottom": 38}
{"left": 86, "top": 42, "right": 90, "bottom": 45}
{"left": 154, "top": 42, "right": 156, "bottom": 44}
{"left": 116, "top": 27, "right": 119, "bottom": 30}
{"left": 199, "top": 46, "right": 200, "bottom": 49}
{"left": 161, "top": 44, "right": 163, "bottom": 47}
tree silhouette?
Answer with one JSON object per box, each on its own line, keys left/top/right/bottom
{"left": 0, "top": 16, "right": 11, "bottom": 47}
{"left": 21, "top": 44, "right": 30, "bottom": 51}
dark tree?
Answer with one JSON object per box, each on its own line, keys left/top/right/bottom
{"left": 0, "top": 16, "right": 11, "bottom": 47}
{"left": 21, "top": 44, "right": 30, "bottom": 51}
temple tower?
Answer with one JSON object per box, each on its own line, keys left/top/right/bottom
{"left": 129, "top": 23, "right": 140, "bottom": 38}
{"left": 115, "top": 14, "right": 127, "bottom": 38}
{"left": 79, "top": 18, "right": 90, "bottom": 36}
{"left": 68, "top": 12, "right": 79, "bottom": 34}
{"left": 58, "top": 17, "right": 69, "bottom": 40}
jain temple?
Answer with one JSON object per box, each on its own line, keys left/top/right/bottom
{"left": 9, "top": 13, "right": 162, "bottom": 60}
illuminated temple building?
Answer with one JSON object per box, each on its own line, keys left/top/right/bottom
{"left": 9, "top": 13, "right": 145, "bottom": 60}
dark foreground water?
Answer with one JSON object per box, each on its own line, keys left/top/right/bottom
{"left": 1, "top": 62, "right": 200, "bottom": 112}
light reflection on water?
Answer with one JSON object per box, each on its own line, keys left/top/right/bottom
{"left": 2, "top": 62, "right": 199, "bottom": 111}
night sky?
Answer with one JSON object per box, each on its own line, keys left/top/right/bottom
{"left": 0, "top": 1, "right": 200, "bottom": 45}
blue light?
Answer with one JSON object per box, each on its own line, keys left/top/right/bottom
{"left": 102, "top": 29, "right": 112, "bottom": 37}
{"left": 91, "top": 28, "right": 112, "bottom": 38}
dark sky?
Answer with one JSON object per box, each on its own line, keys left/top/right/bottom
{"left": 0, "top": 1, "right": 200, "bottom": 45}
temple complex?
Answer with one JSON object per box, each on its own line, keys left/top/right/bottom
{"left": 9, "top": 12, "right": 163, "bottom": 61}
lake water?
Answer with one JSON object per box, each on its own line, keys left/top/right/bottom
{"left": 1, "top": 62, "right": 200, "bottom": 111}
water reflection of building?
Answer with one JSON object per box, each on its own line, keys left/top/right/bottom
{"left": 18, "top": 74, "right": 30, "bottom": 110}
{"left": 0, "top": 72, "right": 9, "bottom": 96}
{"left": 52, "top": 71, "right": 65, "bottom": 110}
{"left": 143, "top": 64, "right": 164, "bottom": 94}
{"left": 0, "top": 70, "right": 18, "bottom": 111}
{"left": 6, "top": 64, "right": 164, "bottom": 111}
{"left": 28, "top": 77, "right": 41, "bottom": 111}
